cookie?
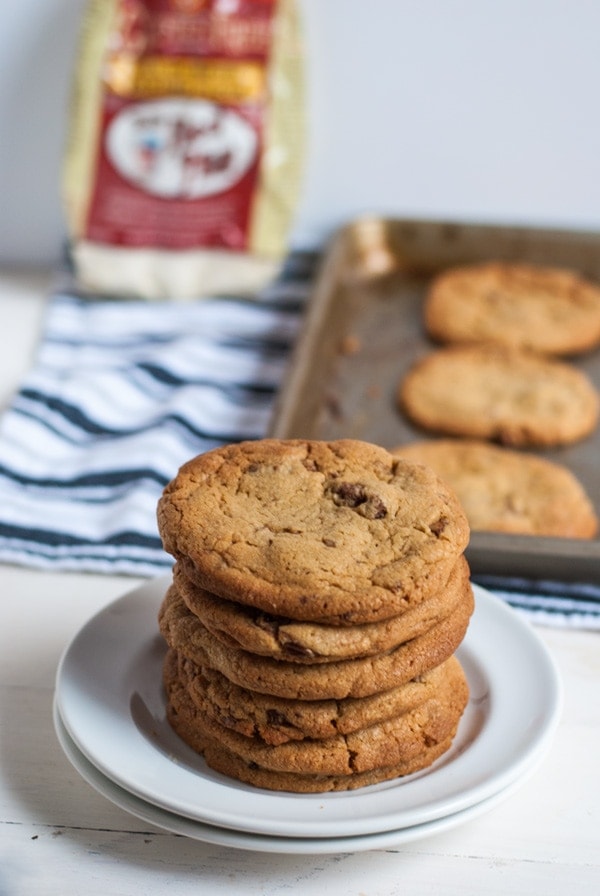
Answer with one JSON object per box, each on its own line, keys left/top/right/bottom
{"left": 393, "top": 439, "right": 598, "bottom": 538}
{"left": 174, "top": 555, "right": 471, "bottom": 663}
{"left": 157, "top": 439, "right": 470, "bottom": 625}
{"left": 424, "top": 261, "right": 600, "bottom": 356}
{"left": 168, "top": 709, "right": 455, "bottom": 792}
{"left": 158, "top": 577, "right": 474, "bottom": 701}
{"left": 164, "top": 649, "right": 468, "bottom": 776}
{"left": 170, "top": 649, "right": 466, "bottom": 744}
{"left": 399, "top": 345, "right": 599, "bottom": 447}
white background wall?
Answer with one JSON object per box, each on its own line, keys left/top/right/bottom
{"left": 1, "top": 0, "right": 600, "bottom": 268}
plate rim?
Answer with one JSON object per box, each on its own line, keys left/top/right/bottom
{"left": 53, "top": 700, "right": 542, "bottom": 855}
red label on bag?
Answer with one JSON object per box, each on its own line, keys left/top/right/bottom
{"left": 83, "top": 0, "right": 277, "bottom": 251}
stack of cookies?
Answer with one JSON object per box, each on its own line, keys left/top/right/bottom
{"left": 157, "top": 438, "right": 473, "bottom": 793}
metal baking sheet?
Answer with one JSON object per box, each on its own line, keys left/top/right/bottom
{"left": 269, "top": 217, "right": 600, "bottom": 582}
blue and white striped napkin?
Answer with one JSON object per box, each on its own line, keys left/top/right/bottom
{"left": 0, "top": 255, "right": 311, "bottom": 576}
{"left": 472, "top": 575, "right": 600, "bottom": 630}
{"left": 0, "top": 252, "right": 598, "bottom": 629}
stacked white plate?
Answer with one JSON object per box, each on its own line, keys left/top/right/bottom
{"left": 54, "top": 577, "right": 562, "bottom": 855}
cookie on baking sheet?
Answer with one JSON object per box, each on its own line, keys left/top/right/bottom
{"left": 399, "top": 345, "right": 599, "bottom": 448}
{"left": 424, "top": 261, "right": 600, "bottom": 356}
{"left": 163, "top": 649, "right": 468, "bottom": 782}
{"left": 392, "top": 439, "right": 598, "bottom": 539}
{"left": 170, "top": 649, "right": 466, "bottom": 745}
{"left": 158, "top": 579, "right": 474, "bottom": 701}
{"left": 157, "top": 439, "right": 470, "bottom": 625}
{"left": 173, "top": 555, "right": 471, "bottom": 663}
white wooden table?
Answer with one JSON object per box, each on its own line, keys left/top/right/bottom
{"left": 0, "top": 273, "right": 599, "bottom": 895}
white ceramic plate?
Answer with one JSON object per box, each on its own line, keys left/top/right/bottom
{"left": 55, "top": 577, "right": 561, "bottom": 839}
{"left": 53, "top": 702, "right": 537, "bottom": 855}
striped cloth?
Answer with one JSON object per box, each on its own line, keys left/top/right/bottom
{"left": 0, "top": 254, "right": 312, "bottom": 576}
{"left": 472, "top": 576, "right": 600, "bottom": 631}
{"left": 0, "top": 252, "right": 598, "bottom": 629}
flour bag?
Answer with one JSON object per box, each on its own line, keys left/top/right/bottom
{"left": 63, "top": 0, "right": 304, "bottom": 298}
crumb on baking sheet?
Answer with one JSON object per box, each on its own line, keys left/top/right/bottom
{"left": 339, "top": 334, "right": 361, "bottom": 355}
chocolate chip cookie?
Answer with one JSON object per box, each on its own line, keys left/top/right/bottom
{"left": 169, "top": 710, "right": 455, "bottom": 792}
{"left": 158, "top": 439, "right": 470, "bottom": 624}
{"left": 399, "top": 345, "right": 599, "bottom": 447}
{"left": 164, "top": 648, "right": 468, "bottom": 784}
{"left": 158, "top": 579, "right": 474, "bottom": 701}
{"left": 424, "top": 261, "right": 600, "bottom": 356}
{"left": 174, "top": 555, "right": 471, "bottom": 663}
{"left": 393, "top": 439, "right": 598, "bottom": 538}
{"left": 168, "top": 648, "right": 466, "bottom": 745}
